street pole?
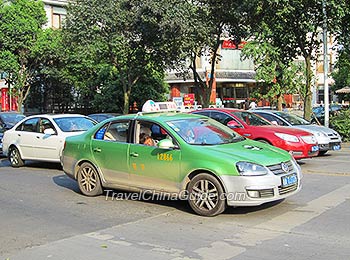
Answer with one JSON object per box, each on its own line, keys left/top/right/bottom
{"left": 9, "top": 81, "right": 12, "bottom": 111}
{"left": 322, "top": 0, "right": 329, "bottom": 127}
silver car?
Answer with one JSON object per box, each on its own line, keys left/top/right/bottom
{"left": 252, "top": 110, "right": 341, "bottom": 155}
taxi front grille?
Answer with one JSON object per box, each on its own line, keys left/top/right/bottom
{"left": 279, "top": 183, "right": 298, "bottom": 195}
{"left": 267, "top": 161, "right": 294, "bottom": 175}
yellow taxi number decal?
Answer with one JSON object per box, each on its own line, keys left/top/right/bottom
{"left": 157, "top": 153, "right": 173, "bottom": 161}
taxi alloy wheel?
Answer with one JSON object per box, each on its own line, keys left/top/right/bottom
{"left": 187, "top": 173, "right": 226, "bottom": 217}
{"left": 77, "top": 162, "right": 103, "bottom": 196}
{"left": 8, "top": 146, "right": 24, "bottom": 167}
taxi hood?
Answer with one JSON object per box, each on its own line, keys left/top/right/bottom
{"left": 194, "top": 139, "right": 292, "bottom": 166}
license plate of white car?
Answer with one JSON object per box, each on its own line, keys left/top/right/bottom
{"left": 281, "top": 174, "right": 297, "bottom": 187}
{"left": 311, "top": 145, "right": 319, "bottom": 152}
{"left": 333, "top": 145, "right": 341, "bottom": 150}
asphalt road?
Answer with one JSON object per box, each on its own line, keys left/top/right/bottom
{"left": 1, "top": 144, "right": 350, "bottom": 260}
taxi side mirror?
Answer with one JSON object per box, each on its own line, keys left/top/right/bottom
{"left": 157, "top": 139, "right": 175, "bottom": 149}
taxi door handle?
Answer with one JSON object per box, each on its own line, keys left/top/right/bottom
{"left": 130, "top": 152, "right": 139, "bottom": 158}
{"left": 93, "top": 148, "right": 102, "bottom": 153}
{"left": 243, "top": 133, "right": 251, "bottom": 137}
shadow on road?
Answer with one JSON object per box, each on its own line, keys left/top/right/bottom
{"left": 24, "top": 161, "right": 63, "bottom": 170}
{"left": 51, "top": 174, "right": 286, "bottom": 217}
{"left": 223, "top": 199, "right": 284, "bottom": 215}
{"left": 53, "top": 174, "right": 81, "bottom": 194}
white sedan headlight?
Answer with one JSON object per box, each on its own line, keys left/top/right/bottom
{"left": 236, "top": 162, "right": 268, "bottom": 176}
{"left": 301, "top": 135, "right": 317, "bottom": 144}
{"left": 274, "top": 133, "right": 299, "bottom": 143}
{"left": 316, "top": 132, "right": 328, "bottom": 138}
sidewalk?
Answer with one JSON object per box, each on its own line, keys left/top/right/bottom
{"left": 342, "top": 142, "right": 350, "bottom": 148}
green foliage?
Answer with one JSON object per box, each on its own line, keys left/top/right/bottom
{"left": 332, "top": 51, "right": 350, "bottom": 100}
{"left": 0, "top": 0, "right": 47, "bottom": 111}
{"left": 330, "top": 110, "right": 350, "bottom": 142}
{"left": 241, "top": 41, "right": 305, "bottom": 109}
{"left": 63, "top": 0, "right": 190, "bottom": 114}
{"left": 246, "top": 0, "right": 347, "bottom": 119}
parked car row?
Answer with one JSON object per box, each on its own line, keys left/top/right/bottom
{"left": 252, "top": 110, "right": 341, "bottom": 155}
{"left": 0, "top": 103, "right": 341, "bottom": 217}
{"left": 191, "top": 108, "right": 319, "bottom": 160}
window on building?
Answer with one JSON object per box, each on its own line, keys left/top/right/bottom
{"left": 52, "top": 6, "right": 66, "bottom": 29}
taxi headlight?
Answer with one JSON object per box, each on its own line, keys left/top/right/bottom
{"left": 274, "top": 133, "right": 299, "bottom": 143}
{"left": 291, "top": 156, "right": 301, "bottom": 173}
{"left": 236, "top": 162, "right": 268, "bottom": 176}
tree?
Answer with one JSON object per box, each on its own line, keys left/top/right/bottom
{"left": 246, "top": 0, "right": 347, "bottom": 120}
{"left": 64, "top": 0, "right": 191, "bottom": 114}
{"left": 177, "top": 0, "right": 250, "bottom": 108}
{"left": 0, "top": 0, "right": 47, "bottom": 112}
{"left": 24, "top": 28, "right": 78, "bottom": 113}
{"left": 241, "top": 41, "right": 305, "bottom": 110}
{"left": 332, "top": 2, "right": 350, "bottom": 101}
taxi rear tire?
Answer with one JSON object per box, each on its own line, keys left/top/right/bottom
{"left": 8, "top": 146, "right": 24, "bottom": 168}
{"left": 77, "top": 162, "right": 103, "bottom": 196}
{"left": 187, "top": 173, "right": 226, "bottom": 217}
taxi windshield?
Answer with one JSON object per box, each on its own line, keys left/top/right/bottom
{"left": 166, "top": 118, "right": 244, "bottom": 145}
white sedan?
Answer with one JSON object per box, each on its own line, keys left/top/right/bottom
{"left": 2, "top": 114, "right": 96, "bottom": 167}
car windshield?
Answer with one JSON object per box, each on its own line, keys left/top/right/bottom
{"left": 54, "top": 117, "right": 96, "bottom": 132}
{"left": 274, "top": 112, "right": 310, "bottom": 125}
{"left": 166, "top": 118, "right": 244, "bottom": 145}
{"left": 231, "top": 111, "right": 271, "bottom": 126}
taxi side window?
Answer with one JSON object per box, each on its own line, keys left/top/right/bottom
{"left": 94, "top": 121, "right": 129, "bottom": 142}
{"left": 104, "top": 122, "right": 129, "bottom": 142}
{"left": 136, "top": 121, "right": 174, "bottom": 147}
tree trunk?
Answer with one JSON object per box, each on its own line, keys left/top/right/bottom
{"left": 303, "top": 55, "right": 313, "bottom": 120}
{"left": 277, "top": 93, "right": 283, "bottom": 111}
{"left": 123, "top": 88, "right": 130, "bottom": 115}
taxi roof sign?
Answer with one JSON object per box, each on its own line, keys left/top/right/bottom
{"left": 142, "top": 100, "right": 177, "bottom": 113}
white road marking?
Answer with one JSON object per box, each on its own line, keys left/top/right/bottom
{"left": 191, "top": 184, "right": 350, "bottom": 259}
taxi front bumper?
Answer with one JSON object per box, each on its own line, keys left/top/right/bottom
{"left": 220, "top": 162, "right": 302, "bottom": 207}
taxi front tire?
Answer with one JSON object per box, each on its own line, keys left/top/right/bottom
{"left": 77, "top": 162, "right": 103, "bottom": 196}
{"left": 187, "top": 173, "right": 226, "bottom": 217}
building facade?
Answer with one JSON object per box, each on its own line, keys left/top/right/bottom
{"left": 166, "top": 40, "right": 257, "bottom": 108}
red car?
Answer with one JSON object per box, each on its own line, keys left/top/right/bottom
{"left": 191, "top": 108, "right": 319, "bottom": 159}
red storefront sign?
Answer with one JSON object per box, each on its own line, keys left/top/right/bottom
{"left": 222, "top": 40, "right": 247, "bottom": 50}
{"left": 1, "top": 88, "right": 9, "bottom": 111}
{"left": 184, "top": 93, "right": 195, "bottom": 106}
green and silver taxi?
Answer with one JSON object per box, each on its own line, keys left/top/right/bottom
{"left": 62, "top": 112, "right": 302, "bottom": 216}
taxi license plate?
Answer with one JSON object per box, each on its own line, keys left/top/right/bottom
{"left": 311, "top": 145, "right": 319, "bottom": 152}
{"left": 333, "top": 145, "right": 341, "bottom": 151}
{"left": 281, "top": 174, "right": 297, "bottom": 187}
